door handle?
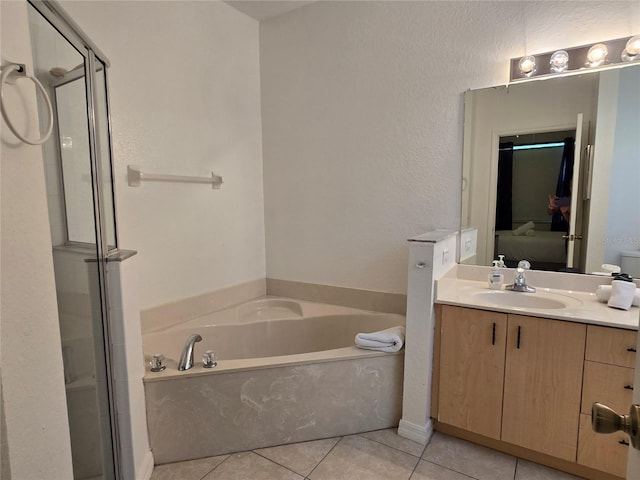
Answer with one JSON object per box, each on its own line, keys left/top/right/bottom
{"left": 561, "top": 234, "right": 583, "bottom": 240}
{"left": 592, "top": 402, "right": 640, "bottom": 450}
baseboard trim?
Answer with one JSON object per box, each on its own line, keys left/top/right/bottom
{"left": 138, "top": 450, "right": 155, "bottom": 480}
{"left": 435, "top": 422, "right": 623, "bottom": 480}
{"left": 398, "top": 418, "right": 433, "bottom": 445}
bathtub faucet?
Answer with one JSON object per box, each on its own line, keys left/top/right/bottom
{"left": 178, "top": 334, "right": 202, "bottom": 371}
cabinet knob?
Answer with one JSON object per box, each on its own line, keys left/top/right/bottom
{"left": 592, "top": 402, "right": 640, "bottom": 450}
{"left": 415, "top": 262, "right": 427, "bottom": 269}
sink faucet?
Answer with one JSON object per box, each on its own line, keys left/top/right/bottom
{"left": 178, "top": 334, "right": 202, "bottom": 371}
{"left": 505, "top": 260, "right": 536, "bottom": 293}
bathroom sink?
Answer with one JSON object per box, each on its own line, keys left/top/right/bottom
{"left": 471, "top": 291, "right": 568, "bottom": 310}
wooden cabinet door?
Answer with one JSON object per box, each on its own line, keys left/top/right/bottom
{"left": 438, "top": 306, "right": 507, "bottom": 439}
{"left": 577, "top": 413, "right": 629, "bottom": 478}
{"left": 502, "top": 315, "right": 586, "bottom": 461}
{"left": 585, "top": 325, "right": 637, "bottom": 368}
{"left": 581, "top": 361, "right": 635, "bottom": 415}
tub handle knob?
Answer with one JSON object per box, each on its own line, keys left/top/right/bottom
{"left": 203, "top": 350, "right": 217, "bottom": 369}
{"left": 150, "top": 353, "right": 166, "bottom": 372}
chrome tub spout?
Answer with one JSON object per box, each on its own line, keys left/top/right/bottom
{"left": 178, "top": 334, "right": 202, "bottom": 371}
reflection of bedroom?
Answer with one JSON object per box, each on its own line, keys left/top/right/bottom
{"left": 495, "top": 130, "right": 575, "bottom": 271}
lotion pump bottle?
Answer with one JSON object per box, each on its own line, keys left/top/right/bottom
{"left": 488, "top": 261, "right": 504, "bottom": 290}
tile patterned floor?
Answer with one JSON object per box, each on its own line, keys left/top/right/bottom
{"left": 150, "top": 430, "right": 586, "bottom": 480}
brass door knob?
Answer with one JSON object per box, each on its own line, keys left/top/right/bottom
{"left": 592, "top": 402, "right": 640, "bottom": 450}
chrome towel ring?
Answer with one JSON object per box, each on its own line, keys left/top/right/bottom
{"left": 0, "top": 63, "right": 53, "bottom": 145}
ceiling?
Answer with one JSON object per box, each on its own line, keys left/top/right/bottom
{"left": 224, "top": 1, "right": 317, "bottom": 21}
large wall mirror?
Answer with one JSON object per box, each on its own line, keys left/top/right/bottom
{"left": 461, "top": 64, "right": 640, "bottom": 275}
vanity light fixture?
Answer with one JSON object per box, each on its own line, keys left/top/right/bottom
{"left": 586, "top": 43, "right": 608, "bottom": 67}
{"left": 510, "top": 34, "right": 640, "bottom": 82}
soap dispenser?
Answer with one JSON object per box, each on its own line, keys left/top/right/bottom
{"left": 488, "top": 261, "right": 504, "bottom": 290}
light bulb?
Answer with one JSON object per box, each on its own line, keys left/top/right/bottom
{"left": 621, "top": 34, "right": 640, "bottom": 62}
{"left": 586, "top": 43, "right": 608, "bottom": 67}
{"left": 549, "top": 50, "right": 569, "bottom": 73}
{"left": 519, "top": 55, "right": 536, "bottom": 77}
{"left": 626, "top": 35, "right": 640, "bottom": 55}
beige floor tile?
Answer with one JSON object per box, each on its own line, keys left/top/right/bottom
{"left": 254, "top": 437, "right": 341, "bottom": 476}
{"left": 422, "top": 433, "right": 516, "bottom": 480}
{"left": 410, "top": 460, "right": 476, "bottom": 480}
{"left": 202, "top": 451, "right": 303, "bottom": 480}
{"left": 360, "top": 428, "right": 426, "bottom": 457}
{"left": 515, "top": 459, "right": 585, "bottom": 480}
{"left": 309, "top": 434, "right": 419, "bottom": 480}
{"left": 151, "top": 455, "right": 228, "bottom": 480}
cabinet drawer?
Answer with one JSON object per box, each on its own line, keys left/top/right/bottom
{"left": 577, "top": 414, "right": 628, "bottom": 478}
{"left": 586, "top": 325, "right": 636, "bottom": 368}
{"left": 581, "top": 361, "right": 635, "bottom": 415}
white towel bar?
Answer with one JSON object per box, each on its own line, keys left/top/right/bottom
{"left": 127, "top": 165, "right": 223, "bottom": 189}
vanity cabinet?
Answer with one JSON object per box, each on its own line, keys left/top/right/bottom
{"left": 438, "top": 307, "right": 507, "bottom": 439}
{"left": 438, "top": 306, "right": 585, "bottom": 459}
{"left": 501, "top": 315, "right": 585, "bottom": 461}
{"left": 436, "top": 306, "right": 635, "bottom": 480}
{"left": 577, "top": 325, "right": 637, "bottom": 478}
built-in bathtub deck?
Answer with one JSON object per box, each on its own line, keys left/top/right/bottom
{"left": 142, "top": 297, "right": 406, "bottom": 464}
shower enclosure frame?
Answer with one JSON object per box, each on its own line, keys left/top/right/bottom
{"left": 28, "top": 1, "right": 124, "bottom": 478}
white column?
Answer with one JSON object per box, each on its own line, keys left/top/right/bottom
{"left": 399, "top": 231, "right": 457, "bottom": 444}
{"left": 108, "top": 252, "right": 154, "bottom": 480}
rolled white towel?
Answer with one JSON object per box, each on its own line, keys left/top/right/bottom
{"left": 595, "top": 285, "right": 612, "bottom": 302}
{"left": 608, "top": 280, "right": 637, "bottom": 310}
{"left": 355, "top": 326, "right": 406, "bottom": 352}
{"left": 525, "top": 229, "right": 536, "bottom": 237}
{"left": 595, "top": 284, "right": 640, "bottom": 307}
{"left": 513, "top": 221, "right": 535, "bottom": 236}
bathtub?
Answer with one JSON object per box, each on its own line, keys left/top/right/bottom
{"left": 142, "top": 297, "right": 406, "bottom": 464}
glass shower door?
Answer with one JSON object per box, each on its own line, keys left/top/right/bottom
{"left": 28, "top": 3, "right": 120, "bottom": 479}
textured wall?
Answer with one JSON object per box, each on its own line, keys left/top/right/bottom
{"left": 604, "top": 67, "right": 640, "bottom": 265}
{"left": 261, "top": 1, "right": 640, "bottom": 294}
{"left": 62, "top": 0, "right": 266, "bottom": 310}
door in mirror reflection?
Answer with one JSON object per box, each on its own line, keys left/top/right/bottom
{"left": 494, "top": 130, "right": 573, "bottom": 271}
{"left": 493, "top": 116, "right": 587, "bottom": 272}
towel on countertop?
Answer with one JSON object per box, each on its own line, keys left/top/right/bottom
{"left": 513, "top": 221, "right": 535, "bottom": 236}
{"left": 525, "top": 229, "right": 536, "bottom": 237}
{"left": 608, "top": 280, "right": 638, "bottom": 310}
{"left": 595, "top": 284, "right": 640, "bottom": 308}
{"left": 355, "top": 326, "right": 406, "bottom": 352}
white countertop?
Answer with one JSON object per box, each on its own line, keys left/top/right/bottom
{"left": 436, "top": 276, "right": 640, "bottom": 330}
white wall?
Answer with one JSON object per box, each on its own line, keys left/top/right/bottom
{"left": 0, "top": 1, "right": 74, "bottom": 478}
{"left": 261, "top": 1, "right": 639, "bottom": 293}
{"left": 61, "top": 0, "right": 266, "bottom": 310}
{"left": 603, "top": 67, "right": 640, "bottom": 265}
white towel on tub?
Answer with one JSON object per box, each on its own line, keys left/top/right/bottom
{"left": 355, "top": 326, "right": 406, "bottom": 352}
